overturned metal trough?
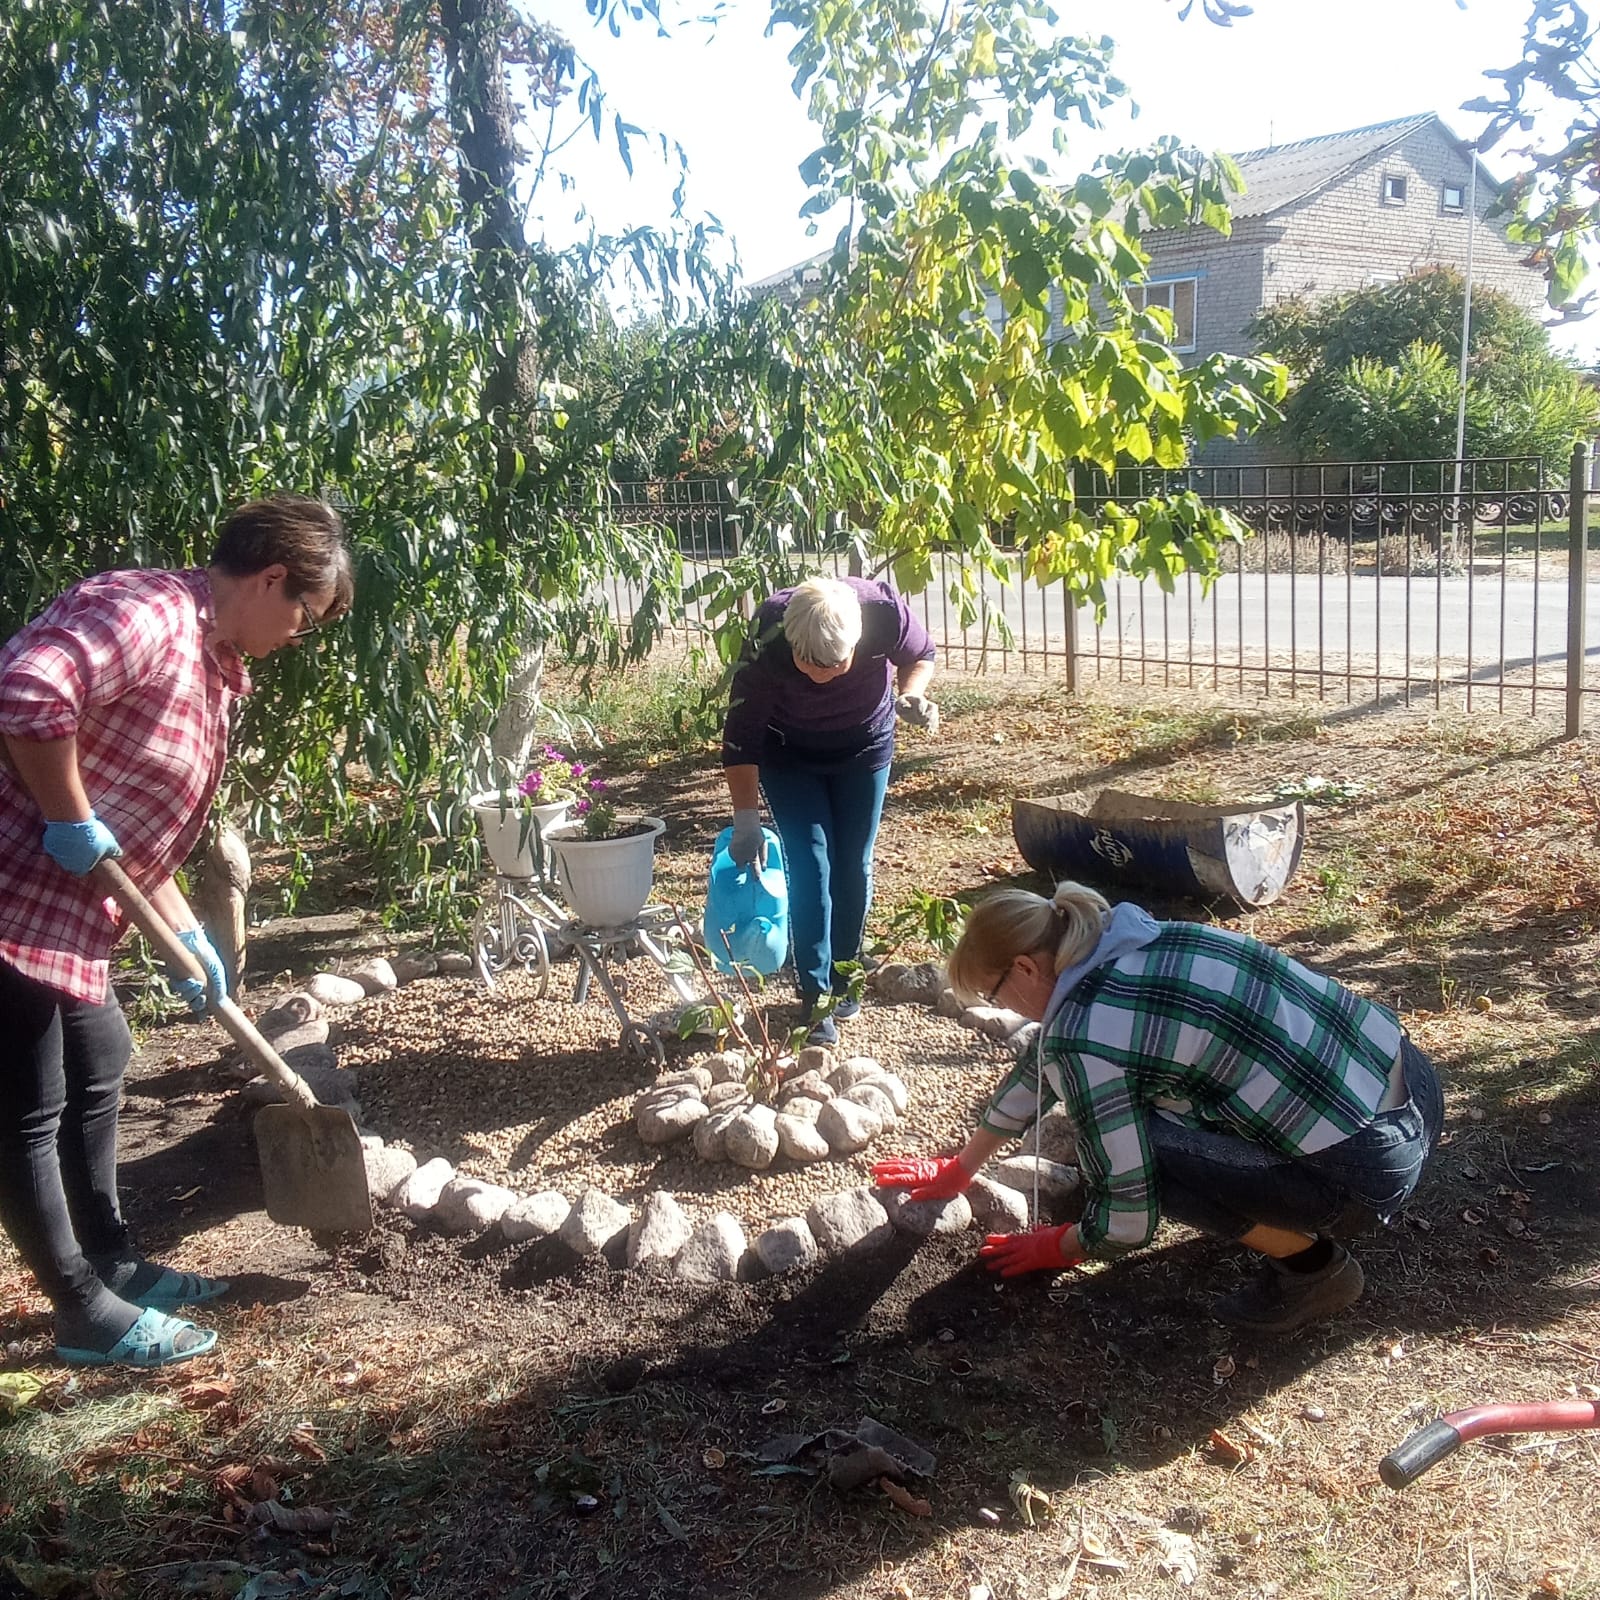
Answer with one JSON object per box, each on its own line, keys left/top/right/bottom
{"left": 1012, "top": 789, "right": 1306, "bottom": 909}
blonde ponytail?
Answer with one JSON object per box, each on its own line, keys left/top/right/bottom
{"left": 947, "top": 880, "right": 1112, "bottom": 1004}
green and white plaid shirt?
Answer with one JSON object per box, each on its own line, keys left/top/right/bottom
{"left": 979, "top": 922, "right": 1404, "bottom": 1258}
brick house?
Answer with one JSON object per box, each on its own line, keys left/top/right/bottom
{"left": 1142, "top": 111, "right": 1544, "bottom": 356}
{"left": 1134, "top": 113, "right": 1548, "bottom": 462}
{"left": 749, "top": 113, "right": 1553, "bottom": 463}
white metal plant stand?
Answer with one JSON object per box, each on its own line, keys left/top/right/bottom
{"left": 473, "top": 874, "right": 706, "bottom": 1068}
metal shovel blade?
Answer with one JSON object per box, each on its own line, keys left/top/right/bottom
{"left": 253, "top": 1102, "right": 374, "bottom": 1234}
{"left": 92, "top": 861, "right": 375, "bottom": 1236}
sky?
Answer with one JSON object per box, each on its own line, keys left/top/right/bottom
{"left": 525, "top": 0, "right": 1597, "bottom": 361}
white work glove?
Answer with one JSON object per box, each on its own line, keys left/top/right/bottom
{"left": 895, "top": 692, "right": 940, "bottom": 735}
{"left": 729, "top": 809, "right": 767, "bottom": 869}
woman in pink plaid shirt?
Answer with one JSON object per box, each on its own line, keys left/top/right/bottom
{"left": 0, "top": 495, "right": 352, "bottom": 1368}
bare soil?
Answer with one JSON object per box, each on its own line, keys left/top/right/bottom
{"left": 3, "top": 676, "right": 1599, "bottom": 1600}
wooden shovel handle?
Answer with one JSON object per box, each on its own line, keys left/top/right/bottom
{"left": 95, "top": 859, "right": 319, "bottom": 1112}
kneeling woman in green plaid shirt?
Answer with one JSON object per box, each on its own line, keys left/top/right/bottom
{"left": 874, "top": 881, "right": 1442, "bottom": 1333}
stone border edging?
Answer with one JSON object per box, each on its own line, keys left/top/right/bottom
{"left": 238, "top": 952, "right": 1080, "bottom": 1284}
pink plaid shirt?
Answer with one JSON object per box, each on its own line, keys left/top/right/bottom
{"left": 0, "top": 568, "right": 250, "bottom": 1003}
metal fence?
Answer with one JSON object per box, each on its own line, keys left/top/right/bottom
{"left": 597, "top": 448, "right": 1598, "bottom": 730}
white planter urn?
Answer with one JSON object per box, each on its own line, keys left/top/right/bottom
{"left": 544, "top": 816, "right": 666, "bottom": 926}
{"left": 469, "top": 792, "right": 571, "bottom": 878}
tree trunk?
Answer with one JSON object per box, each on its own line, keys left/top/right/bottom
{"left": 488, "top": 640, "right": 546, "bottom": 773}
{"left": 437, "top": 0, "right": 549, "bottom": 767}
{"left": 195, "top": 820, "right": 252, "bottom": 994}
{"left": 437, "top": 0, "right": 542, "bottom": 491}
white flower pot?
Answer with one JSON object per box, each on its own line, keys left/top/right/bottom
{"left": 470, "top": 792, "right": 571, "bottom": 878}
{"left": 543, "top": 816, "right": 666, "bottom": 926}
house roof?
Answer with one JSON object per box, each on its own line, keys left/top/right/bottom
{"left": 1227, "top": 112, "right": 1485, "bottom": 219}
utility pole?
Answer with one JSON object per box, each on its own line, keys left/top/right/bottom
{"left": 1451, "top": 142, "right": 1479, "bottom": 534}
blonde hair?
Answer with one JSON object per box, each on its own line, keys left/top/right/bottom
{"left": 782, "top": 577, "right": 862, "bottom": 667}
{"left": 946, "top": 881, "right": 1112, "bottom": 1005}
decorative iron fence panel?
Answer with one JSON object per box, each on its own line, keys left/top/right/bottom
{"left": 594, "top": 451, "right": 1597, "bottom": 724}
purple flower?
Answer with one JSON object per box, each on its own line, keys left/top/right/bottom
{"left": 589, "top": 779, "right": 608, "bottom": 794}
{"left": 516, "top": 772, "right": 543, "bottom": 796}
{"left": 570, "top": 761, "right": 586, "bottom": 778}
{"left": 574, "top": 797, "right": 592, "bottom": 815}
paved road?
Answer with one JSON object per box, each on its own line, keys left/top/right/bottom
{"left": 629, "top": 558, "right": 1599, "bottom": 681}
{"left": 906, "top": 565, "right": 1599, "bottom": 677}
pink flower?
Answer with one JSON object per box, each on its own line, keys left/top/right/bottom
{"left": 516, "top": 772, "right": 543, "bottom": 796}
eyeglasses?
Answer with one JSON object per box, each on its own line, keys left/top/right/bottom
{"left": 289, "top": 598, "right": 321, "bottom": 640}
{"left": 983, "top": 959, "right": 1018, "bottom": 1007}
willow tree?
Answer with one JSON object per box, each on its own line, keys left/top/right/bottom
{"left": 0, "top": 0, "right": 715, "bottom": 920}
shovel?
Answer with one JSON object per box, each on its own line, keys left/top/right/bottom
{"left": 97, "top": 860, "right": 374, "bottom": 1234}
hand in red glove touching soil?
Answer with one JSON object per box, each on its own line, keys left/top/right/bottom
{"left": 978, "top": 1222, "right": 1083, "bottom": 1278}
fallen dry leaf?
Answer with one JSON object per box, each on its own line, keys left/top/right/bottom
{"left": 1207, "top": 1428, "right": 1256, "bottom": 1466}
{"left": 178, "top": 1378, "right": 235, "bottom": 1410}
{"left": 1151, "top": 1528, "right": 1199, "bottom": 1586}
{"left": 1008, "top": 1468, "right": 1051, "bottom": 1526}
{"left": 286, "top": 1426, "right": 327, "bottom": 1463}
{"left": 1212, "top": 1355, "right": 1236, "bottom": 1382}
{"left": 248, "top": 1501, "right": 340, "bottom": 1535}
{"left": 702, "top": 1447, "right": 726, "bottom": 1470}
{"left": 879, "top": 1477, "right": 932, "bottom": 1517}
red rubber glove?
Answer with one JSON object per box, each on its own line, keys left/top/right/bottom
{"left": 871, "top": 1155, "right": 974, "bottom": 1202}
{"left": 978, "top": 1223, "right": 1083, "bottom": 1278}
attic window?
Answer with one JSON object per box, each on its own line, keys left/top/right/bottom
{"left": 1442, "top": 182, "right": 1465, "bottom": 212}
{"left": 1382, "top": 174, "right": 1408, "bottom": 205}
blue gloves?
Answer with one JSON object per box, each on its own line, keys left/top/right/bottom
{"left": 729, "top": 808, "right": 767, "bottom": 868}
{"left": 42, "top": 815, "right": 122, "bottom": 875}
{"left": 168, "top": 927, "right": 229, "bottom": 1015}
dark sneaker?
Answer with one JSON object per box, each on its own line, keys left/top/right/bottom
{"left": 832, "top": 995, "right": 861, "bottom": 1021}
{"left": 1212, "top": 1245, "right": 1365, "bottom": 1333}
{"left": 805, "top": 1014, "right": 838, "bottom": 1046}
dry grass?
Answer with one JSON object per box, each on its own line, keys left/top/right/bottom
{"left": 4, "top": 674, "right": 1600, "bottom": 1600}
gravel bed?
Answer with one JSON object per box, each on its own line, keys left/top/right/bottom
{"left": 335, "top": 957, "right": 1000, "bottom": 1232}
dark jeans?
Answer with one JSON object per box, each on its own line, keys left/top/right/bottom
{"left": 761, "top": 759, "right": 891, "bottom": 1002}
{"left": 1152, "top": 1040, "right": 1444, "bottom": 1242}
{"left": 0, "top": 957, "right": 133, "bottom": 1314}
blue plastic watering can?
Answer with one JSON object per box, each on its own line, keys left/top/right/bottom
{"left": 703, "top": 826, "right": 789, "bottom": 976}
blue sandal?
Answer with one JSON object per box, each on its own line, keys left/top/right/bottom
{"left": 128, "top": 1267, "right": 232, "bottom": 1312}
{"left": 56, "top": 1307, "right": 219, "bottom": 1369}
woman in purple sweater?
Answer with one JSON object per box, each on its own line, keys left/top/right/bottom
{"left": 722, "top": 576, "right": 938, "bottom": 1044}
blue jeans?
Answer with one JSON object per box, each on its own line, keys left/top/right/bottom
{"left": 1151, "top": 1040, "right": 1444, "bottom": 1241}
{"left": 761, "top": 759, "right": 891, "bottom": 1002}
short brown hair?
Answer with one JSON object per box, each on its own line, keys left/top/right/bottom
{"left": 210, "top": 495, "right": 354, "bottom": 620}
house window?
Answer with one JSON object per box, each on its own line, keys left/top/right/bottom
{"left": 1382, "top": 174, "right": 1408, "bottom": 205}
{"left": 1442, "top": 182, "right": 1465, "bottom": 212}
{"left": 1132, "top": 276, "right": 1197, "bottom": 352}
